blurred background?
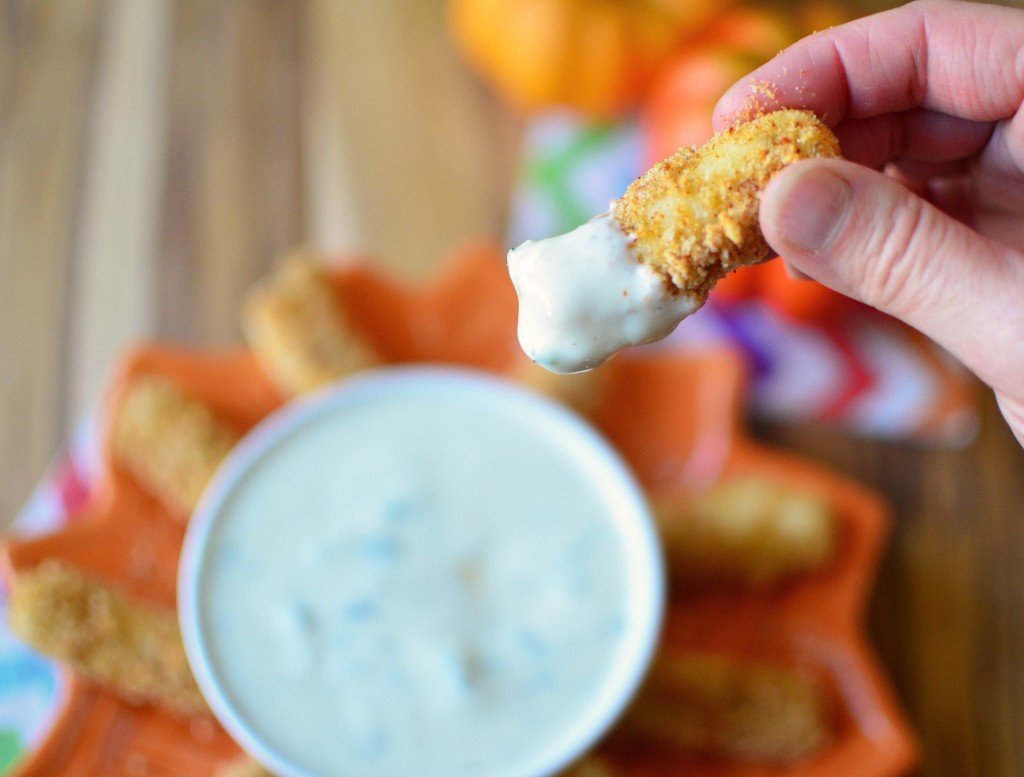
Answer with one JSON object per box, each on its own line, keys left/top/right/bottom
{"left": 2, "top": 0, "right": 1024, "bottom": 775}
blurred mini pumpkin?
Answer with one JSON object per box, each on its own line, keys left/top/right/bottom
{"left": 796, "top": 0, "right": 855, "bottom": 35}
{"left": 448, "top": 0, "right": 736, "bottom": 118}
{"left": 643, "top": 5, "right": 796, "bottom": 157}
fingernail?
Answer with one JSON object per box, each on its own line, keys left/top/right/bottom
{"left": 773, "top": 167, "right": 852, "bottom": 253}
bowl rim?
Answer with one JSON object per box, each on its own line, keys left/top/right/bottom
{"left": 178, "top": 364, "right": 665, "bottom": 777}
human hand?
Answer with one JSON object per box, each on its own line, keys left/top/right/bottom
{"left": 714, "top": 0, "right": 1024, "bottom": 446}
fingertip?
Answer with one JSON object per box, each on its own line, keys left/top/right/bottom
{"left": 712, "top": 67, "right": 798, "bottom": 131}
{"left": 712, "top": 80, "right": 757, "bottom": 131}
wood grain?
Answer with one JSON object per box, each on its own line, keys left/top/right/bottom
{"left": 1, "top": 2, "right": 1023, "bottom": 777}
{"left": 1, "top": 0, "right": 104, "bottom": 525}
{"left": 69, "top": 0, "right": 171, "bottom": 421}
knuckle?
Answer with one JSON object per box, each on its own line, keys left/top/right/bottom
{"left": 859, "top": 194, "right": 935, "bottom": 313}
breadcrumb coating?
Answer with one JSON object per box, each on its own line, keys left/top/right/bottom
{"left": 622, "top": 653, "right": 832, "bottom": 763}
{"left": 242, "top": 252, "right": 378, "bottom": 396}
{"left": 654, "top": 477, "right": 838, "bottom": 586}
{"left": 7, "top": 560, "right": 207, "bottom": 717}
{"left": 613, "top": 109, "right": 840, "bottom": 299}
{"left": 110, "top": 375, "right": 238, "bottom": 517}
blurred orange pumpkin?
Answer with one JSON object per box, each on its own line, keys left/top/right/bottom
{"left": 643, "top": 5, "right": 796, "bottom": 158}
{"left": 448, "top": 0, "right": 736, "bottom": 118}
{"left": 702, "top": 3, "right": 797, "bottom": 60}
{"left": 797, "top": 0, "right": 855, "bottom": 34}
{"left": 643, "top": 48, "right": 752, "bottom": 153}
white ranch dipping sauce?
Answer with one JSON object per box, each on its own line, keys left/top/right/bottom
{"left": 181, "top": 369, "right": 663, "bottom": 777}
{"left": 508, "top": 211, "right": 699, "bottom": 374}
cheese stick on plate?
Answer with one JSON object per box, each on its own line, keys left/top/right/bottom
{"left": 621, "top": 653, "right": 832, "bottom": 763}
{"left": 110, "top": 375, "right": 238, "bottom": 518}
{"left": 7, "top": 560, "right": 207, "bottom": 718}
{"left": 242, "top": 252, "right": 379, "bottom": 396}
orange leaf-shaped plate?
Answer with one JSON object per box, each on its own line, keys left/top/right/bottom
{"left": 1, "top": 245, "right": 917, "bottom": 777}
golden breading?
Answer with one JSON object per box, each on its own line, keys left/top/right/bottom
{"left": 7, "top": 560, "right": 207, "bottom": 717}
{"left": 216, "top": 757, "right": 275, "bottom": 777}
{"left": 242, "top": 252, "right": 378, "bottom": 396}
{"left": 614, "top": 109, "right": 840, "bottom": 299}
{"left": 621, "top": 653, "right": 831, "bottom": 763}
{"left": 654, "top": 477, "right": 838, "bottom": 586}
{"left": 110, "top": 375, "right": 238, "bottom": 517}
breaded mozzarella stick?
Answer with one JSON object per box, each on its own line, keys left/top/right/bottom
{"left": 509, "top": 110, "right": 840, "bottom": 373}
{"left": 110, "top": 375, "right": 238, "bottom": 517}
{"left": 621, "top": 653, "right": 831, "bottom": 763}
{"left": 242, "top": 253, "right": 378, "bottom": 396}
{"left": 654, "top": 477, "right": 838, "bottom": 586}
{"left": 8, "top": 560, "right": 207, "bottom": 717}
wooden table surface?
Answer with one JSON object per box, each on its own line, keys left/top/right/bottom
{"left": 2, "top": 2, "right": 1023, "bottom": 776}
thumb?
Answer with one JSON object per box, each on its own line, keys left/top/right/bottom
{"left": 759, "top": 158, "right": 1024, "bottom": 394}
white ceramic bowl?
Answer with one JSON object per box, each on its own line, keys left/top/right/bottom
{"left": 180, "top": 366, "right": 664, "bottom": 777}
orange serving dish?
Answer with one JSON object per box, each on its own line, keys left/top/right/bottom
{"left": 1, "top": 245, "right": 917, "bottom": 777}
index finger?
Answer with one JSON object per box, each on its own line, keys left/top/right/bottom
{"left": 713, "top": 0, "right": 1024, "bottom": 130}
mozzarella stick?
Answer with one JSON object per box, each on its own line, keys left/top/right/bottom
{"left": 242, "top": 252, "right": 378, "bottom": 396}
{"left": 509, "top": 110, "right": 840, "bottom": 373}
{"left": 654, "top": 477, "right": 838, "bottom": 586}
{"left": 621, "top": 653, "right": 831, "bottom": 764}
{"left": 7, "top": 560, "right": 207, "bottom": 717}
{"left": 110, "top": 375, "right": 237, "bottom": 517}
